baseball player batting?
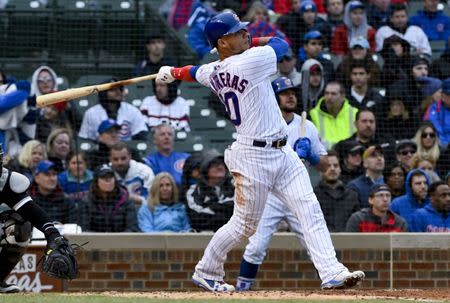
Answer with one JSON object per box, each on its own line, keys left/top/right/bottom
{"left": 155, "top": 12, "right": 365, "bottom": 292}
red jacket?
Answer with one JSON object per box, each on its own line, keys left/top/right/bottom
{"left": 331, "top": 25, "right": 376, "bottom": 55}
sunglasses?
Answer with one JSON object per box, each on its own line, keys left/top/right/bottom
{"left": 421, "top": 132, "right": 436, "bottom": 139}
{"left": 399, "top": 149, "right": 415, "bottom": 156}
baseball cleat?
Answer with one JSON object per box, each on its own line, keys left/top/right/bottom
{"left": 0, "top": 282, "right": 20, "bottom": 293}
{"left": 235, "top": 276, "right": 255, "bottom": 291}
{"left": 192, "top": 272, "right": 235, "bottom": 292}
{"left": 321, "top": 270, "right": 365, "bottom": 290}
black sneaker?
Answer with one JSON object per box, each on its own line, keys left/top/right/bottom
{"left": 0, "top": 281, "right": 20, "bottom": 293}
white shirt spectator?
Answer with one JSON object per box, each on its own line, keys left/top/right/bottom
{"left": 79, "top": 103, "right": 148, "bottom": 141}
{"left": 375, "top": 25, "right": 431, "bottom": 55}
{"left": 140, "top": 95, "right": 190, "bottom": 132}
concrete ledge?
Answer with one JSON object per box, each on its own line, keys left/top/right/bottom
{"left": 63, "top": 233, "right": 450, "bottom": 250}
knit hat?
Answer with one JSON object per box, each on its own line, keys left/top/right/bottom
{"left": 369, "top": 184, "right": 391, "bottom": 197}
{"left": 418, "top": 77, "right": 442, "bottom": 97}
{"left": 442, "top": 78, "right": 450, "bottom": 95}
{"left": 410, "top": 54, "right": 431, "bottom": 69}
{"left": 300, "top": 1, "right": 317, "bottom": 12}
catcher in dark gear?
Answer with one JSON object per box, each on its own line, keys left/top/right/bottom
{"left": 0, "top": 144, "right": 78, "bottom": 293}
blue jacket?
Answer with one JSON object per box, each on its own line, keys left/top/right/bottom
{"left": 390, "top": 169, "right": 431, "bottom": 227}
{"left": 58, "top": 169, "right": 94, "bottom": 201}
{"left": 410, "top": 11, "right": 450, "bottom": 41}
{"left": 347, "top": 175, "right": 384, "bottom": 209}
{"left": 409, "top": 204, "right": 450, "bottom": 232}
{"left": 144, "top": 151, "right": 190, "bottom": 185}
{"left": 424, "top": 100, "right": 450, "bottom": 146}
{"left": 138, "top": 203, "right": 191, "bottom": 232}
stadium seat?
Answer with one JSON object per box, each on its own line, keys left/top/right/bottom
{"left": 174, "top": 135, "right": 205, "bottom": 153}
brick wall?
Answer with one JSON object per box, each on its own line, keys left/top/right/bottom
{"left": 52, "top": 233, "right": 450, "bottom": 291}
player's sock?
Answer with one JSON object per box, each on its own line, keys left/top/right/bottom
{"left": 16, "top": 202, "right": 60, "bottom": 241}
{"left": 239, "top": 258, "right": 259, "bottom": 279}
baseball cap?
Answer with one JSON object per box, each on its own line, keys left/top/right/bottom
{"left": 442, "top": 78, "right": 450, "bottom": 95}
{"left": 34, "top": 160, "right": 56, "bottom": 175}
{"left": 369, "top": 184, "right": 391, "bottom": 197}
{"left": 362, "top": 145, "right": 384, "bottom": 160}
{"left": 94, "top": 164, "right": 115, "bottom": 178}
{"left": 282, "top": 47, "right": 294, "bottom": 60}
{"left": 309, "top": 63, "right": 322, "bottom": 73}
{"left": 300, "top": 1, "right": 317, "bottom": 12}
{"left": 395, "top": 139, "right": 417, "bottom": 154}
{"left": 98, "top": 119, "right": 121, "bottom": 134}
{"left": 348, "top": 0, "right": 365, "bottom": 12}
{"left": 304, "top": 30, "right": 322, "bottom": 43}
{"left": 418, "top": 77, "right": 442, "bottom": 97}
{"left": 349, "top": 36, "right": 370, "bottom": 49}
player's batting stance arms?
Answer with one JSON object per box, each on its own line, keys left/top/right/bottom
{"left": 156, "top": 12, "right": 364, "bottom": 292}
{"left": 0, "top": 145, "right": 78, "bottom": 293}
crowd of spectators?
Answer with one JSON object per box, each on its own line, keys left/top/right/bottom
{"left": 0, "top": 0, "right": 449, "bottom": 233}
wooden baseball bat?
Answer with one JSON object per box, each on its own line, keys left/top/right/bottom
{"left": 36, "top": 73, "right": 158, "bottom": 108}
{"left": 300, "top": 110, "right": 307, "bottom": 137}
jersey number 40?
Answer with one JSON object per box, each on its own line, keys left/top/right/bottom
{"left": 219, "top": 92, "right": 241, "bottom": 126}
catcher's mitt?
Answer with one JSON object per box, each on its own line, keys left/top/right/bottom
{"left": 42, "top": 236, "right": 79, "bottom": 280}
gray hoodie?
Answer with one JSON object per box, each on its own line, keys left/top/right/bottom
{"left": 300, "top": 59, "right": 325, "bottom": 110}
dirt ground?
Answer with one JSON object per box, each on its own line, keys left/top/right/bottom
{"left": 72, "top": 289, "right": 450, "bottom": 301}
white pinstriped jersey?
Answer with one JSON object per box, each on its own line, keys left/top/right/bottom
{"left": 286, "top": 113, "right": 327, "bottom": 156}
{"left": 196, "top": 46, "right": 287, "bottom": 140}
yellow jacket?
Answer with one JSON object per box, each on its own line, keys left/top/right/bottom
{"left": 309, "top": 97, "right": 358, "bottom": 149}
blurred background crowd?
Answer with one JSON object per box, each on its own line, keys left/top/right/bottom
{"left": 0, "top": 0, "right": 449, "bottom": 234}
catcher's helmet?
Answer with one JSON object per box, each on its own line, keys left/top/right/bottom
{"left": 271, "top": 77, "right": 298, "bottom": 95}
{"left": 204, "top": 12, "right": 249, "bottom": 47}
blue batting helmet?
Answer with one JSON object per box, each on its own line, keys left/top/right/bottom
{"left": 271, "top": 77, "right": 298, "bottom": 95}
{"left": 204, "top": 12, "right": 249, "bottom": 47}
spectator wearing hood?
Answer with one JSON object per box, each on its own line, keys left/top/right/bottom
{"left": 410, "top": 0, "right": 450, "bottom": 41}
{"left": 79, "top": 77, "right": 148, "bottom": 142}
{"left": 299, "top": 59, "right": 325, "bottom": 110}
{"left": 31, "top": 66, "right": 79, "bottom": 140}
{"left": 334, "top": 140, "right": 364, "bottom": 184}
{"left": 375, "top": 4, "right": 431, "bottom": 55}
{"left": 277, "top": 1, "right": 331, "bottom": 53}
{"left": 410, "top": 181, "right": 450, "bottom": 232}
{"left": 132, "top": 35, "right": 177, "bottom": 76}
{"left": 424, "top": 78, "right": 450, "bottom": 147}
{"left": 331, "top": 0, "right": 376, "bottom": 56}
{"left": 347, "top": 145, "right": 386, "bottom": 208}
{"left": 140, "top": 80, "right": 190, "bottom": 132}
{"left": 390, "top": 168, "right": 431, "bottom": 227}
{"left": 345, "top": 184, "right": 407, "bottom": 232}
{"left": 336, "top": 36, "right": 381, "bottom": 88}
{"left": 271, "top": 48, "right": 302, "bottom": 87}
{"left": 179, "top": 152, "right": 202, "bottom": 204}
{"left": 377, "top": 95, "right": 419, "bottom": 141}
{"left": 297, "top": 31, "right": 335, "bottom": 83}
{"left": 387, "top": 54, "right": 431, "bottom": 116}
{"left": 185, "top": 149, "right": 234, "bottom": 232}
{"left": 314, "top": 150, "right": 360, "bottom": 231}
{"left": 379, "top": 34, "right": 412, "bottom": 87}
{"left": 186, "top": 0, "right": 216, "bottom": 59}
